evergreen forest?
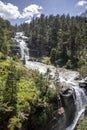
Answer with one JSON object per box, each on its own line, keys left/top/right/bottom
{"left": 18, "top": 14, "right": 87, "bottom": 70}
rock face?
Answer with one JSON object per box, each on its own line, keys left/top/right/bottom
{"left": 60, "top": 88, "right": 76, "bottom": 127}
{"left": 47, "top": 88, "right": 76, "bottom": 130}
{"left": 11, "top": 38, "right": 21, "bottom": 57}
{"left": 47, "top": 107, "right": 66, "bottom": 130}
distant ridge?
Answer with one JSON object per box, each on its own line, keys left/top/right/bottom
{"left": 80, "top": 10, "right": 87, "bottom": 17}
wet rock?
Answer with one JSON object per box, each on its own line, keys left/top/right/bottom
{"left": 11, "top": 37, "right": 21, "bottom": 56}
{"left": 11, "top": 45, "right": 21, "bottom": 55}
{"left": 47, "top": 88, "right": 76, "bottom": 130}
{"left": 79, "top": 77, "right": 87, "bottom": 90}
{"left": 60, "top": 88, "right": 76, "bottom": 127}
{"left": 47, "top": 109, "right": 66, "bottom": 130}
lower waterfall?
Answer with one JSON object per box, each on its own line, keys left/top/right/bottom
{"left": 59, "top": 70, "right": 87, "bottom": 130}
{"left": 13, "top": 32, "right": 87, "bottom": 130}
{"left": 66, "top": 87, "right": 87, "bottom": 130}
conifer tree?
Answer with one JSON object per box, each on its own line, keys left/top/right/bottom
{"left": 3, "top": 62, "right": 18, "bottom": 109}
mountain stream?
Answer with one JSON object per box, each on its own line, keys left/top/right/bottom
{"left": 13, "top": 32, "right": 87, "bottom": 130}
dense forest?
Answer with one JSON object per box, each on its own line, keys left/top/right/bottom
{"left": 17, "top": 14, "right": 87, "bottom": 70}
{"left": 0, "top": 17, "right": 11, "bottom": 56}
{"left": 0, "top": 14, "right": 87, "bottom": 130}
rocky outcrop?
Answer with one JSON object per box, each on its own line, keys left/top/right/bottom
{"left": 47, "top": 88, "right": 76, "bottom": 130}
{"left": 11, "top": 38, "right": 21, "bottom": 56}
{"left": 60, "top": 88, "right": 76, "bottom": 127}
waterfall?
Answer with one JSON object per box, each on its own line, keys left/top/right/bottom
{"left": 66, "top": 85, "right": 87, "bottom": 130}
{"left": 59, "top": 69, "right": 87, "bottom": 130}
{"left": 19, "top": 40, "right": 29, "bottom": 61}
{"left": 15, "top": 32, "right": 29, "bottom": 61}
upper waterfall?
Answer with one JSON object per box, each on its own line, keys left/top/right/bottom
{"left": 14, "top": 32, "right": 29, "bottom": 61}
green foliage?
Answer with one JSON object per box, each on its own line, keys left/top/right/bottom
{"left": 65, "top": 60, "right": 73, "bottom": 69}
{"left": 42, "top": 56, "right": 51, "bottom": 65}
{"left": 78, "top": 65, "right": 87, "bottom": 78}
{"left": 85, "top": 106, "right": 87, "bottom": 116}
{"left": 77, "top": 106, "right": 87, "bottom": 130}
{"left": 0, "top": 16, "right": 58, "bottom": 129}
{"left": 12, "top": 54, "right": 20, "bottom": 61}
{"left": 0, "top": 103, "right": 13, "bottom": 124}
{"left": 0, "top": 52, "right": 7, "bottom": 60}
{"left": 3, "top": 62, "right": 18, "bottom": 109}
{"left": 77, "top": 116, "right": 87, "bottom": 130}
{"left": 78, "top": 49, "right": 87, "bottom": 75}
{"left": 8, "top": 116, "right": 22, "bottom": 130}
{"left": 0, "top": 17, "right": 11, "bottom": 55}
{"left": 50, "top": 48, "right": 57, "bottom": 64}
{"left": 17, "top": 79, "right": 40, "bottom": 113}
{"left": 0, "top": 58, "right": 57, "bottom": 129}
{"left": 22, "top": 55, "right": 26, "bottom": 65}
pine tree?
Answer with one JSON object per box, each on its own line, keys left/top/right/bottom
{"left": 3, "top": 62, "right": 18, "bottom": 109}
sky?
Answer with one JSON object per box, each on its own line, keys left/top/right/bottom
{"left": 0, "top": 0, "right": 87, "bottom": 25}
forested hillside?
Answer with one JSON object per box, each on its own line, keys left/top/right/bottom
{"left": 18, "top": 14, "right": 87, "bottom": 69}
{"left": 0, "top": 17, "right": 57, "bottom": 130}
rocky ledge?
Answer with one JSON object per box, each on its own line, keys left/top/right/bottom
{"left": 79, "top": 77, "right": 87, "bottom": 89}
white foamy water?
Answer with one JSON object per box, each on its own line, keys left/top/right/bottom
{"left": 66, "top": 87, "right": 87, "bottom": 130}
{"left": 14, "top": 32, "right": 29, "bottom": 61}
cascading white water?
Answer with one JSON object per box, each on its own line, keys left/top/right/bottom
{"left": 66, "top": 87, "right": 87, "bottom": 130}
{"left": 66, "top": 82, "right": 87, "bottom": 130}
{"left": 59, "top": 69, "right": 87, "bottom": 130}
{"left": 15, "top": 32, "right": 29, "bottom": 61}
{"left": 19, "top": 40, "right": 29, "bottom": 61}
{"left": 14, "top": 32, "right": 87, "bottom": 130}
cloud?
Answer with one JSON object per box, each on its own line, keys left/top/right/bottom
{"left": 0, "top": 1, "right": 20, "bottom": 19}
{"left": 21, "top": 4, "right": 43, "bottom": 19}
{"left": 24, "top": 5, "right": 43, "bottom": 24}
{"left": 25, "top": 19, "right": 32, "bottom": 24}
{"left": 77, "top": 0, "right": 87, "bottom": 7}
{"left": 0, "top": 1, "right": 43, "bottom": 24}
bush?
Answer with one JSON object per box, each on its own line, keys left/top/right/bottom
{"left": 65, "top": 60, "right": 73, "bottom": 69}
{"left": 78, "top": 65, "right": 87, "bottom": 78}
{"left": 0, "top": 52, "right": 7, "bottom": 60}
{"left": 42, "top": 57, "right": 51, "bottom": 65}
{"left": 77, "top": 106, "right": 87, "bottom": 130}
{"left": 77, "top": 116, "right": 87, "bottom": 130}
{"left": 85, "top": 106, "right": 87, "bottom": 116}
